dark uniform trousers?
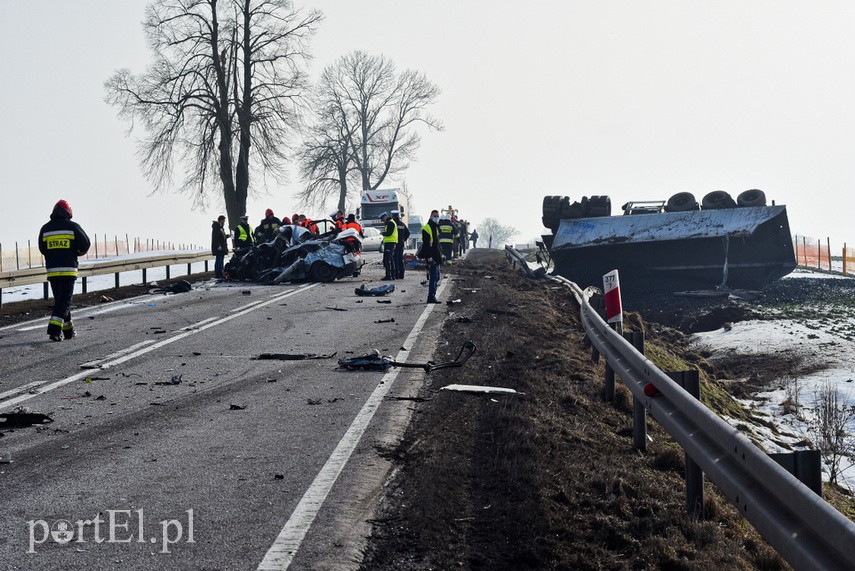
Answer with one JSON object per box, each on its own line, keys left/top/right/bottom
{"left": 48, "top": 276, "right": 76, "bottom": 337}
{"left": 382, "top": 243, "right": 396, "bottom": 279}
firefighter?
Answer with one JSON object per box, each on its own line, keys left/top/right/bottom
{"left": 417, "top": 209, "right": 442, "bottom": 303}
{"left": 380, "top": 212, "right": 398, "bottom": 280}
{"left": 254, "top": 209, "right": 281, "bottom": 243}
{"left": 438, "top": 214, "right": 455, "bottom": 261}
{"left": 233, "top": 214, "right": 254, "bottom": 250}
{"left": 37, "top": 199, "right": 91, "bottom": 342}
{"left": 344, "top": 214, "right": 363, "bottom": 237}
{"left": 331, "top": 210, "right": 346, "bottom": 232}
{"left": 392, "top": 210, "right": 410, "bottom": 279}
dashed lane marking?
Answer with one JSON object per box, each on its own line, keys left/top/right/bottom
{"left": 0, "top": 283, "right": 318, "bottom": 411}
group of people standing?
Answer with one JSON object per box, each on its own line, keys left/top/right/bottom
{"left": 211, "top": 205, "right": 473, "bottom": 306}
{"left": 437, "top": 214, "right": 477, "bottom": 262}
{"left": 211, "top": 209, "right": 360, "bottom": 279}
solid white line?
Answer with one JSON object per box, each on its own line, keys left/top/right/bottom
{"left": 0, "top": 380, "right": 48, "bottom": 402}
{"left": 256, "top": 279, "right": 448, "bottom": 570}
{"left": 78, "top": 339, "right": 159, "bottom": 369}
{"left": 0, "top": 284, "right": 318, "bottom": 411}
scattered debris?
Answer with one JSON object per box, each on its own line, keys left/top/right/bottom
{"left": 60, "top": 444, "right": 70, "bottom": 450}
{"left": 446, "top": 299, "right": 462, "bottom": 305}
{"left": 99, "top": 295, "right": 114, "bottom": 303}
{"left": 95, "top": 395, "right": 107, "bottom": 401}
{"left": 325, "top": 307, "right": 348, "bottom": 312}
{"left": 377, "top": 300, "right": 392, "bottom": 304}
{"left": 355, "top": 284, "right": 395, "bottom": 296}
{"left": 254, "top": 352, "right": 336, "bottom": 361}
{"left": 440, "top": 384, "right": 523, "bottom": 395}
{"left": 307, "top": 398, "right": 323, "bottom": 405}
{"left": 274, "top": 474, "right": 285, "bottom": 480}
{"left": 338, "top": 342, "right": 476, "bottom": 373}
{"left": 241, "top": 290, "right": 252, "bottom": 295}
{"left": 374, "top": 318, "right": 396, "bottom": 324}
{"left": 456, "top": 316, "right": 474, "bottom": 323}
{"left": 229, "top": 404, "right": 246, "bottom": 410}
{"left": 0, "top": 408, "right": 54, "bottom": 429}
{"left": 152, "top": 280, "right": 193, "bottom": 294}
{"left": 0, "top": 451, "right": 11, "bottom": 463}
{"left": 155, "top": 374, "right": 183, "bottom": 386}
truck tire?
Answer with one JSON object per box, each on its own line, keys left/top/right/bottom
{"left": 702, "top": 190, "right": 737, "bottom": 210}
{"left": 587, "top": 195, "right": 612, "bottom": 217}
{"left": 737, "top": 189, "right": 767, "bottom": 207}
{"left": 665, "top": 192, "right": 699, "bottom": 212}
{"left": 542, "top": 195, "right": 562, "bottom": 230}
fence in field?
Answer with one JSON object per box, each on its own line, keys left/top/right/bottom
{"left": 0, "top": 235, "right": 203, "bottom": 273}
{"left": 793, "top": 234, "right": 855, "bottom": 274}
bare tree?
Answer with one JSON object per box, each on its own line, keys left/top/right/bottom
{"left": 105, "top": 0, "right": 322, "bottom": 226}
{"left": 808, "top": 382, "right": 855, "bottom": 485}
{"left": 479, "top": 217, "right": 518, "bottom": 249}
{"left": 297, "top": 50, "right": 442, "bottom": 209}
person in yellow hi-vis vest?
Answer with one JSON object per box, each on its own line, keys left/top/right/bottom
{"left": 37, "top": 200, "right": 91, "bottom": 342}
{"left": 379, "top": 212, "right": 398, "bottom": 280}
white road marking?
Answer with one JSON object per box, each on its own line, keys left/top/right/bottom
{"left": 0, "top": 284, "right": 318, "bottom": 411}
{"left": 6, "top": 302, "right": 138, "bottom": 332}
{"left": 78, "top": 339, "right": 159, "bottom": 369}
{"left": 256, "top": 279, "right": 448, "bottom": 570}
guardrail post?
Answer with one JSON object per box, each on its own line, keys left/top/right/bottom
{"left": 142, "top": 268, "right": 147, "bottom": 283}
{"left": 15, "top": 241, "right": 20, "bottom": 270}
{"left": 205, "top": 260, "right": 209, "bottom": 272}
{"left": 769, "top": 450, "right": 822, "bottom": 496}
{"left": 187, "top": 263, "right": 192, "bottom": 275}
{"left": 43, "top": 282, "right": 49, "bottom": 300}
{"left": 166, "top": 265, "right": 171, "bottom": 279}
{"left": 667, "top": 370, "right": 704, "bottom": 519}
{"left": 115, "top": 272, "right": 120, "bottom": 289}
{"left": 624, "top": 331, "right": 647, "bottom": 452}
{"left": 28, "top": 240, "right": 32, "bottom": 268}
{"left": 82, "top": 277, "right": 87, "bottom": 294}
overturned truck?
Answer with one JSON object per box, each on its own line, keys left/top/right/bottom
{"left": 541, "top": 190, "right": 796, "bottom": 293}
{"left": 225, "top": 226, "right": 362, "bottom": 283}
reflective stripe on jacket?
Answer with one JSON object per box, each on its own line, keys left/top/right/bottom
{"left": 438, "top": 221, "right": 454, "bottom": 243}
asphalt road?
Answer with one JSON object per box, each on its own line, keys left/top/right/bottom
{"left": 0, "top": 253, "right": 451, "bottom": 570}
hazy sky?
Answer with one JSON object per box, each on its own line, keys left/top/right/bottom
{"left": 2, "top": 1, "right": 855, "bottom": 251}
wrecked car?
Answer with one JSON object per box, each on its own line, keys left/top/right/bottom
{"left": 224, "top": 225, "right": 363, "bottom": 283}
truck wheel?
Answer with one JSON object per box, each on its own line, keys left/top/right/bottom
{"left": 542, "top": 195, "right": 562, "bottom": 230}
{"left": 309, "top": 262, "right": 337, "bottom": 283}
{"left": 702, "top": 190, "right": 737, "bottom": 210}
{"left": 737, "top": 189, "right": 767, "bottom": 207}
{"left": 665, "top": 192, "right": 699, "bottom": 212}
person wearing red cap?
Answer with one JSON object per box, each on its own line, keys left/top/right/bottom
{"left": 37, "top": 200, "right": 91, "bottom": 342}
{"left": 254, "top": 209, "right": 281, "bottom": 243}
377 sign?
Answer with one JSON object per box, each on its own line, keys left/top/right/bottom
{"left": 603, "top": 269, "right": 622, "bottom": 324}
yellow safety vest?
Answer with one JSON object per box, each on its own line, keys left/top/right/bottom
{"left": 422, "top": 223, "right": 434, "bottom": 246}
{"left": 382, "top": 220, "right": 398, "bottom": 243}
{"left": 237, "top": 225, "right": 252, "bottom": 242}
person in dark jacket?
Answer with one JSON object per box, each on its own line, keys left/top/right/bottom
{"left": 212, "top": 215, "right": 228, "bottom": 279}
{"left": 470, "top": 228, "right": 479, "bottom": 248}
{"left": 417, "top": 209, "right": 442, "bottom": 303}
{"left": 233, "top": 214, "right": 254, "bottom": 250}
{"left": 392, "top": 210, "right": 410, "bottom": 279}
{"left": 38, "top": 199, "right": 91, "bottom": 341}
{"left": 254, "top": 209, "right": 281, "bottom": 243}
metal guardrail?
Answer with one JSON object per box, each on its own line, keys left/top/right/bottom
{"left": 504, "top": 246, "right": 855, "bottom": 571}
{"left": 0, "top": 251, "right": 214, "bottom": 303}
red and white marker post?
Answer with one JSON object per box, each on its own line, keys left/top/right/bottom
{"left": 603, "top": 269, "right": 623, "bottom": 331}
